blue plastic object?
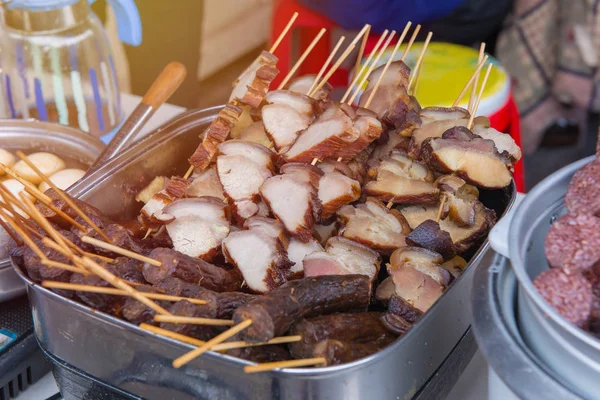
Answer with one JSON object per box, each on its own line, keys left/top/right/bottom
{"left": 7, "top": 0, "right": 142, "bottom": 46}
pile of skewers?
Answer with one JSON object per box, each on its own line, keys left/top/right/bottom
{"left": 2, "top": 14, "right": 521, "bottom": 373}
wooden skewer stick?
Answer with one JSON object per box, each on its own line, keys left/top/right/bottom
{"left": 341, "top": 30, "right": 390, "bottom": 103}
{"left": 41, "top": 260, "right": 89, "bottom": 275}
{"left": 363, "top": 22, "right": 413, "bottom": 109}
{"left": 15, "top": 151, "right": 111, "bottom": 243}
{"left": 269, "top": 12, "right": 299, "bottom": 53}
{"left": 400, "top": 24, "right": 422, "bottom": 62}
{"left": 347, "top": 30, "right": 397, "bottom": 105}
{"left": 309, "top": 42, "right": 357, "bottom": 98}
{"left": 0, "top": 184, "right": 36, "bottom": 220}
{"left": 0, "top": 163, "right": 51, "bottom": 203}
{"left": 0, "top": 208, "right": 47, "bottom": 260}
{"left": 386, "top": 198, "right": 396, "bottom": 209}
{"left": 41, "top": 281, "right": 207, "bottom": 304}
{"left": 41, "top": 239, "right": 88, "bottom": 274}
{"left": 0, "top": 216, "right": 20, "bottom": 245}
{"left": 183, "top": 165, "right": 194, "bottom": 179}
{"left": 23, "top": 187, "right": 86, "bottom": 232}
{"left": 244, "top": 357, "right": 327, "bottom": 373}
{"left": 352, "top": 25, "right": 371, "bottom": 80}
{"left": 172, "top": 319, "right": 253, "bottom": 368}
{"left": 140, "top": 323, "right": 205, "bottom": 346}
{"left": 435, "top": 195, "right": 447, "bottom": 223}
{"left": 278, "top": 28, "right": 327, "bottom": 90}
{"left": 468, "top": 43, "right": 486, "bottom": 113}
{"left": 83, "top": 252, "right": 115, "bottom": 263}
{"left": 81, "top": 235, "right": 161, "bottom": 267}
{"left": 451, "top": 55, "right": 489, "bottom": 107}
{"left": 307, "top": 35, "right": 346, "bottom": 96}
{"left": 407, "top": 32, "right": 433, "bottom": 92}
{"left": 76, "top": 255, "right": 171, "bottom": 316}
{"left": 467, "top": 63, "right": 493, "bottom": 129}
{"left": 154, "top": 315, "right": 234, "bottom": 326}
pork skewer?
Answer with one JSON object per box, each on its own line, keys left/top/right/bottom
{"left": 277, "top": 28, "right": 326, "bottom": 90}
{"left": 306, "top": 36, "right": 346, "bottom": 96}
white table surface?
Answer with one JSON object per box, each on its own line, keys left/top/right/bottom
{"left": 13, "top": 93, "right": 491, "bottom": 400}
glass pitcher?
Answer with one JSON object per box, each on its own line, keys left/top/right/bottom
{"left": 0, "top": 0, "right": 141, "bottom": 138}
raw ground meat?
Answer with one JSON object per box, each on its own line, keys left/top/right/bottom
{"left": 565, "top": 161, "right": 600, "bottom": 216}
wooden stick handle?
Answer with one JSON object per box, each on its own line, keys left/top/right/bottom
{"left": 141, "top": 62, "right": 187, "bottom": 109}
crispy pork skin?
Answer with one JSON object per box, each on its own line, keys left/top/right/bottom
{"left": 232, "top": 274, "right": 371, "bottom": 342}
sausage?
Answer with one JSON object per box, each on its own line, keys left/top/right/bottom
{"left": 143, "top": 248, "right": 242, "bottom": 292}
{"left": 564, "top": 161, "right": 600, "bottom": 217}
{"left": 312, "top": 339, "right": 394, "bottom": 365}
{"left": 159, "top": 300, "right": 224, "bottom": 341}
{"left": 533, "top": 268, "right": 592, "bottom": 328}
{"left": 544, "top": 213, "right": 600, "bottom": 274}
{"left": 288, "top": 312, "right": 394, "bottom": 359}
{"left": 232, "top": 275, "right": 371, "bottom": 343}
{"left": 37, "top": 188, "right": 105, "bottom": 226}
{"left": 229, "top": 344, "right": 291, "bottom": 363}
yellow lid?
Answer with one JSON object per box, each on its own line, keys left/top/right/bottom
{"left": 356, "top": 42, "right": 510, "bottom": 115}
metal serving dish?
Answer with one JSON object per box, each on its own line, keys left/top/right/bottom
{"left": 13, "top": 106, "right": 516, "bottom": 399}
{"left": 0, "top": 120, "right": 104, "bottom": 302}
{"left": 485, "top": 156, "right": 598, "bottom": 399}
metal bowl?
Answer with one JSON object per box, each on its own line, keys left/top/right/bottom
{"left": 0, "top": 119, "right": 104, "bottom": 302}
{"left": 485, "top": 156, "right": 599, "bottom": 399}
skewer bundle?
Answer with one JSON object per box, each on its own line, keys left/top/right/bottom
{"left": 6, "top": 15, "right": 521, "bottom": 374}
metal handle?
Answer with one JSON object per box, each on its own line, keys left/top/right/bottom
{"left": 488, "top": 192, "right": 526, "bottom": 258}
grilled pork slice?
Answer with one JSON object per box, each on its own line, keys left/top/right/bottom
{"left": 409, "top": 107, "right": 470, "bottom": 159}
{"left": 217, "top": 140, "right": 276, "bottom": 223}
{"left": 222, "top": 229, "right": 292, "bottom": 293}
{"left": 472, "top": 124, "right": 522, "bottom": 163}
{"left": 262, "top": 90, "right": 318, "bottom": 152}
{"left": 229, "top": 50, "right": 279, "bottom": 107}
{"left": 303, "top": 236, "right": 381, "bottom": 282}
{"left": 318, "top": 171, "right": 361, "bottom": 220}
{"left": 421, "top": 134, "right": 512, "bottom": 189}
{"left": 314, "top": 222, "right": 337, "bottom": 244}
{"left": 236, "top": 121, "right": 271, "bottom": 147}
{"left": 287, "top": 237, "right": 324, "bottom": 276}
{"left": 136, "top": 176, "right": 168, "bottom": 204}
{"left": 359, "top": 62, "right": 410, "bottom": 112}
{"left": 400, "top": 201, "right": 496, "bottom": 254}
{"left": 388, "top": 247, "right": 451, "bottom": 312}
{"left": 363, "top": 150, "right": 439, "bottom": 205}
{"left": 243, "top": 216, "right": 289, "bottom": 248}
{"left": 139, "top": 177, "right": 191, "bottom": 225}
{"left": 337, "top": 197, "right": 409, "bottom": 254}
{"left": 260, "top": 174, "right": 319, "bottom": 242}
{"left": 185, "top": 167, "right": 224, "bottom": 200}
{"left": 189, "top": 104, "right": 242, "bottom": 170}
{"left": 284, "top": 103, "right": 382, "bottom": 163}
{"left": 163, "top": 197, "right": 230, "bottom": 261}
{"left": 287, "top": 74, "right": 333, "bottom": 100}
{"left": 434, "top": 175, "right": 479, "bottom": 227}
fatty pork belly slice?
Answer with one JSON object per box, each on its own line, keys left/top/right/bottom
{"left": 163, "top": 197, "right": 230, "bottom": 261}
{"left": 421, "top": 134, "right": 512, "bottom": 189}
{"left": 217, "top": 140, "right": 276, "bottom": 222}
{"left": 260, "top": 174, "right": 319, "bottom": 242}
{"left": 222, "top": 229, "right": 292, "bottom": 293}
{"left": 189, "top": 104, "right": 242, "bottom": 170}
{"left": 303, "top": 236, "right": 381, "bottom": 282}
{"left": 185, "top": 167, "right": 224, "bottom": 200}
{"left": 363, "top": 151, "right": 439, "bottom": 205}
{"left": 243, "top": 216, "right": 289, "bottom": 248}
{"left": 472, "top": 124, "right": 522, "bottom": 164}
{"left": 140, "top": 177, "right": 191, "bottom": 225}
{"left": 388, "top": 247, "right": 452, "bottom": 313}
{"left": 408, "top": 107, "right": 470, "bottom": 159}
{"left": 335, "top": 107, "right": 383, "bottom": 162}
{"left": 287, "top": 75, "right": 333, "bottom": 101}
{"left": 262, "top": 90, "right": 318, "bottom": 152}
{"left": 317, "top": 170, "right": 361, "bottom": 220}
{"left": 359, "top": 61, "right": 410, "bottom": 113}
{"left": 337, "top": 197, "right": 410, "bottom": 254}
{"left": 287, "top": 237, "right": 324, "bottom": 277}
{"left": 229, "top": 50, "right": 279, "bottom": 108}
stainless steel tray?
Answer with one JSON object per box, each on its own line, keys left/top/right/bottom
{"left": 13, "top": 106, "right": 516, "bottom": 400}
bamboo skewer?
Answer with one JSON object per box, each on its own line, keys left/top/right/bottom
{"left": 309, "top": 42, "right": 357, "bottom": 98}
{"left": 24, "top": 187, "right": 86, "bottom": 232}
{"left": 81, "top": 235, "right": 162, "bottom": 267}
{"left": 467, "top": 63, "right": 493, "bottom": 129}
{"left": 76, "top": 255, "right": 172, "bottom": 316}
{"left": 307, "top": 35, "right": 346, "bottom": 96}
{"left": 435, "top": 195, "right": 447, "bottom": 223}
{"left": 244, "top": 357, "right": 327, "bottom": 373}
{"left": 172, "top": 319, "right": 253, "bottom": 368}
{"left": 269, "top": 12, "right": 299, "bottom": 53}
{"left": 352, "top": 25, "right": 371, "bottom": 80}
{"left": 15, "top": 151, "right": 111, "bottom": 243}
{"left": 451, "top": 55, "right": 489, "bottom": 107}
{"left": 363, "top": 22, "right": 412, "bottom": 109}
{"left": 140, "top": 323, "right": 205, "bottom": 346}
{"left": 41, "top": 281, "right": 208, "bottom": 304}
{"left": 341, "top": 30, "right": 389, "bottom": 103}
{"left": 400, "top": 24, "right": 422, "bottom": 62}
{"left": 183, "top": 165, "right": 194, "bottom": 179}
{"left": 407, "top": 32, "right": 433, "bottom": 92}
{"left": 468, "top": 43, "right": 486, "bottom": 113}
{"left": 347, "top": 30, "right": 397, "bottom": 105}
{"left": 278, "top": 28, "right": 327, "bottom": 90}
{"left": 154, "top": 315, "right": 234, "bottom": 326}
{"left": 0, "top": 163, "right": 51, "bottom": 203}
{"left": 41, "top": 260, "right": 89, "bottom": 275}
{"left": 0, "top": 216, "right": 20, "bottom": 245}
{"left": 0, "top": 208, "right": 47, "bottom": 260}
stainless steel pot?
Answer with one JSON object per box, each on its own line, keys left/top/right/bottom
{"left": 484, "top": 156, "right": 599, "bottom": 399}
{"left": 12, "top": 107, "right": 516, "bottom": 400}
{"left": 0, "top": 120, "right": 104, "bottom": 302}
